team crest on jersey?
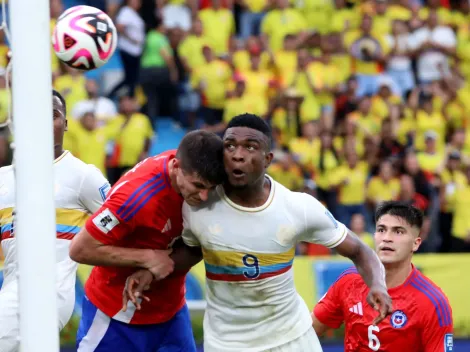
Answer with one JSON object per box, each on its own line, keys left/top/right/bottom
{"left": 445, "top": 334, "right": 453, "bottom": 351}
{"left": 390, "top": 310, "right": 407, "bottom": 328}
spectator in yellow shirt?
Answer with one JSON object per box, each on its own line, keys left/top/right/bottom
{"left": 239, "top": 0, "right": 268, "bottom": 39}
{"left": 72, "top": 112, "right": 119, "bottom": 175}
{"left": 191, "top": 45, "right": 232, "bottom": 126}
{"left": 53, "top": 65, "right": 87, "bottom": 115}
{"left": 344, "top": 15, "right": 390, "bottom": 97}
{"left": 261, "top": 0, "right": 308, "bottom": 51}
{"left": 107, "top": 96, "right": 154, "bottom": 184}
{"left": 372, "top": 0, "right": 392, "bottom": 35}
{"left": 333, "top": 150, "right": 369, "bottom": 226}
{"left": 178, "top": 18, "right": 208, "bottom": 73}
{"left": 313, "top": 130, "right": 341, "bottom": 213}
{"left": 350, "top": 213, "right": 375, "bottom": 248}
{"left": 450, "top": 165, "right": 470, "bottom": 251}
{"left": 439, "top": 150, "right": 466, "bottom": 252}
{"left": 204, "top": 77, "right": 266, "bottom": 134}
{"left": 416, "top": 131, "right": 446, "bottom": 175}
{"left": 329, "top": 0, "right": 359, "bottom": 33}
{"left": 272, "top": 34, "right": 299, "bottom": 89}
{"left": 268, "top": 148, "right": 304, "bottom": 191}
{"left": 199, "top": 0, "right": 235, "bottom": 56}
{"left": 366, "top": 159, "right": 400, "bottom": 210}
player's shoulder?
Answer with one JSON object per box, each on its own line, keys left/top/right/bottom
{"left": 332, "top": 267, "right": 362, "bottom": 288}
{"left": 407, "top": 268, "right": 453, "bottom": 327}
{"left": 59, "top": 151, "right": 107, "bottom": 182}
{"left": 0, "top": 164, "right": 14, "bottom": 176}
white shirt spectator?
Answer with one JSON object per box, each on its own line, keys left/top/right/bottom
{"left": 386, "top": 33, "right": 416, "bottom": 71}
{"left": 71, "top": 97, "right": 118, "bottom": 125}
{"left": 411, "top": 26, "right": 456, "bottom": 82}
{"left": 116, "top": 6, "right": 146, "bottom": 56}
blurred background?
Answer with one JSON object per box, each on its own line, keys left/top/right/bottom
{"left": 0, "top": 0, "right": 469, "bottom": 350}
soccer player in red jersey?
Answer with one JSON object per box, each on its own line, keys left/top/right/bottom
{"left": 69, "top": 131, "right": 226, "bottom": 352}
{"left": 313, "top": 201, "right": 454, "bottom": 352}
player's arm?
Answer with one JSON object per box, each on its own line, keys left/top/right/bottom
{"left": 335, "top": 232, "right": 392, "bottom": 325}
{"left": 121, "top": 204, "right": 202, "bottom": 308}
{"left": 69, "top": 184, "right": 174, "bottom": 278}
{"left": 78, "top": 165, "right": 111, "bottom": 213}
{"left": 311, "top": 278, "right": 346, "bottom": 336}
{"left": 420, "top": 297, "right": 453, "bottom": 352}
{"left": 298, "top": 194, "right": 391, "bottom": 324}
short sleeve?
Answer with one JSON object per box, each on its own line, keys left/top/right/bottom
{"left": 116, "top": 7, "right": 131, "bottom": 26}
{"left": 85, "top": 180, "right": 139, "bottom": 245}
{"left": 78, "top": 165, "right": 110, "bottom": 214}
{"left": 313, "top": 278, "right": 345, "bottom": 329}
{"left": 296, "top": 193, "right": 348, "bottom": 248}
{"left": 421, "top": 297, "right": 453, "bottom": 352}
{"left": 181, "top": 203, "right": 201, "bottom": 248}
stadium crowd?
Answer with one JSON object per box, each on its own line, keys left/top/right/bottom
{"left": 1, "top": 0, "right": 470, "bottom": 256}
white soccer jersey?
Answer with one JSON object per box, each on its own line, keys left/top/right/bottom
{"left": 0, "top": 151, "right": 109, "bottom": 336}
{"left": 182, "top": 176, "right": 347, "bottom": 352}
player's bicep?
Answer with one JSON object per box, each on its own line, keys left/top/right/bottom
{"left": 85, "top": 187, "right": 137, "bottom": 245}
{"left": 422, "top": 307, "right": 454, "bottom": 352}
{"left": 69, "top": 226, "right": 106, "bottom": 263}
{"left": 312, "top": 312, "right": 330, "bottom": 336}
{"left": 313, "top": 282, "right": 345, "bottom": 330}
{"left": 297, "top": 194, "right": 347, "bottom": 248}
{"left": 79, "top": 166, "right": 111, "bottom": 213}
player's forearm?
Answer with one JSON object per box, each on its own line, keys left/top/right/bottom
{"left": 350, "top": 241, "right": 386, "bottom": 288}
{"left": 170, "top": 244, "right": 203, "bottom": 272}
{"left": 70, "top": 239, "right": 152, "bottom": 268}
{"left": 336, "top": 231, "right": 386, "bottom": 288}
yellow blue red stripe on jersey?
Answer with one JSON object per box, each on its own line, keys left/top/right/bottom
{"left": 0, "top": 207, "right": 89, "bottom": 241}
{"left": 202, "top": 247, "right": 295, "bottom": 281}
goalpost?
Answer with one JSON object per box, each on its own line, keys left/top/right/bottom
{"left": 9, "top": 0, "right": 59, "bottom": 350}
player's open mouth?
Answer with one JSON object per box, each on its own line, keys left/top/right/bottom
{"left": 232, "top": 169, "right": 245, "bottom": 178}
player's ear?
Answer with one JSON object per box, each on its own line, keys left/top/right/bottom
{"left": 264, "top": 151, "right": 273, "bottom": 169}
{"left": 412, "top": 235, "right": 421, "bottom": 253}
{"left": 64, "top": 118, "right": 68, "bottom": 131}
{"left": 173, "top": 158, "right": 180, "bottom": 170}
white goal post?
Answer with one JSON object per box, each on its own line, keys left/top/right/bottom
{"left": 10, "top": 0, "right": 59, "bottom": 351}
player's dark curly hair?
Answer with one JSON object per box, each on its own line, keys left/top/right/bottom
{"left": 375, "top": 201, "right": 424, "bottom": 231}
{"left": 176, "top": 130, "right": 226, "bottom": 185}
{"left": 226, "top": 113, "right": 272, "bottom": 150}
{"left": 53, "top": 89, "right": 66, "bottom": 116}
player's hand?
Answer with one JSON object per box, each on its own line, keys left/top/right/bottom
{"left": 122, "top": 269, "right": 153, "bottom": 312}
{"left": 367, "top": 284, "right": 393, "bottom": 325}
{"left": 144, "top": 249, "right": 175, "bottom": 280}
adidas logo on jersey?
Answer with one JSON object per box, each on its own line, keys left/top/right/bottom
{"left": 162, "top": 219, "right": 172, "bottom": 233}
{"left": 349, "top": 302, "right": 363, "bottom": 316}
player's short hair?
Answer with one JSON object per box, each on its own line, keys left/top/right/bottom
{"left": 53, "top": 89, "right": 66, "bottom": 116}
{"left": 375, "top": 201, "right": 424, "bottom": 231}
{"left": 176, "top": 130, "right": 226, "bottom": 185}
{"left": 226, "top": 113, "right": 272, "bottom": 150}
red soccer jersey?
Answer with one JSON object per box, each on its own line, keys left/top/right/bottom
{"left": 84, "top": 150, "right": 187, "bottom": 325}
{"left": 314, "top": 266, "right": 453, "bottom": 352}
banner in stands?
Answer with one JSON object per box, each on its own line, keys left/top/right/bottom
{"left": 189, "top": 254, "right": 470, "bottom": 337}
{"left": 0, "top": 254, "right": 468, "bottom": 343}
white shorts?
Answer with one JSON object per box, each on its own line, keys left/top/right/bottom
{"left": 0, "top": 280, "right": 74, "bottom": 352}
{"left": 264, "top": 327, "right": 323, "bottom": 352}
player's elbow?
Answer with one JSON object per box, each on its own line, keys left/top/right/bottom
{"left": 69, "top": 231, "right": 92, "bottom": 264}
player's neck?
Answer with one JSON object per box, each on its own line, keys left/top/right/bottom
{"left": 54, "top": 147, "right": 64, "bottom": 160}
{"left": 224, "top": 177, "right": 271, "bottom": 208}
{"left": 167, "top": 159, "right": 180, "bottom": 193}
{"left": 384, "top": 261, "right": 413, "bottom": 289}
